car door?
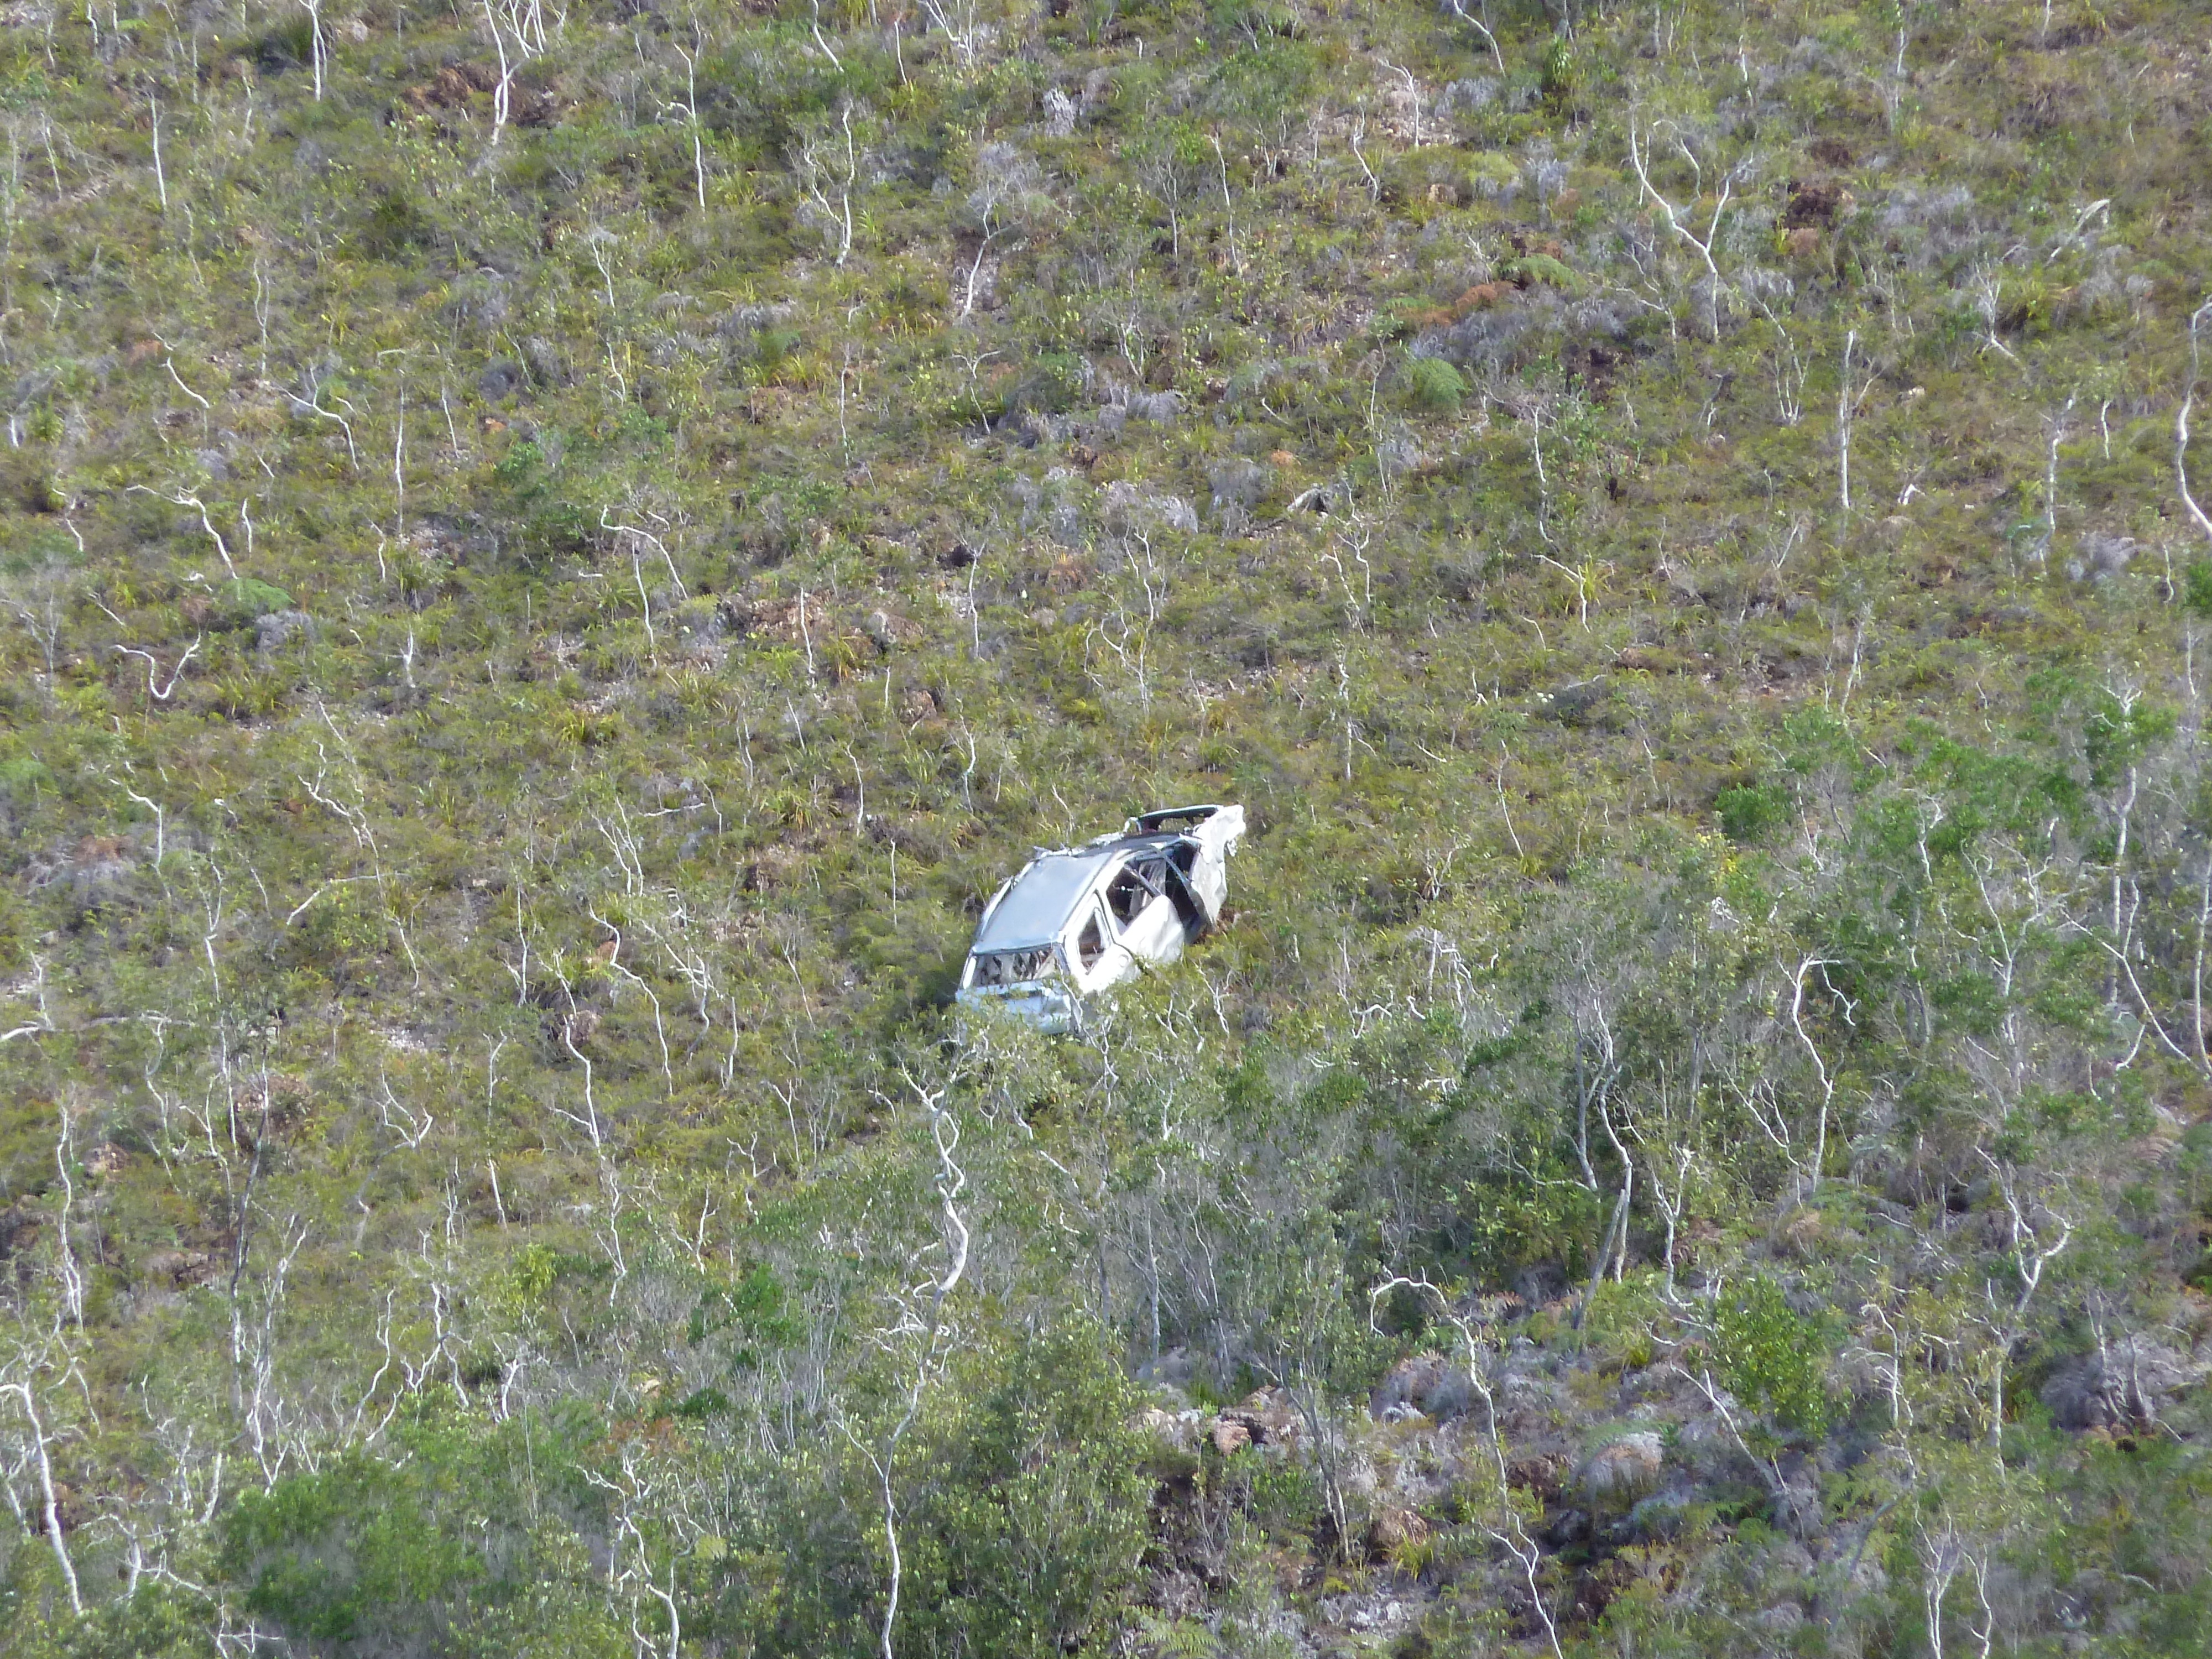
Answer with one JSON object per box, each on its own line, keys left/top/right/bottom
{"left": 1103, "top": 854, "right": 1185, "bottom": 964}
{"left": 1066, "top": 895, "right": 1132, "bottom": 990}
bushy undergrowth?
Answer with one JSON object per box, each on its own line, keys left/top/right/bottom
{"left": 1, "top": 0, "right": 2210, "bottom": 1650}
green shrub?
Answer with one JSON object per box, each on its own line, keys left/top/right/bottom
{"left": 1249, "top": 1454, "right": 1323, "bottom": 1543}
{"left": 899, "top": 1321, "right": 1151, "bottom": 1659}
{"left": 1370, "top": 296, "right": 1427, "bottom": 342}
{"left": 1716, "top": 782, "right": 1791, "bottom": 844}
{"left": 1541, "top": 38, "right": 1578, "bottom": 111}
{"left": 1463, "top": 1145, "right": 1608, "bottom": 1285}
{"left": 1001, "top": 351, "right": 1089, "bottom": 416}
{"left": 354, "top": 185, "right": 440, "bottom": 260}
{"left": 218, "top": 1407, "right": 622, "bottom": 1657}
{"left": 1712, "top": 1276, "right": 1830, "bottom": 1435}
{"left": 211, "top": 577, "right": 295, "bottom": 626}
{"left": 1506, "top": 252, "right": 1577, "bottom": 290}
{"left": 1405, "top": 356, "right": 1468, "bottom": 412}
{"left": 2183, "top": 559, "right": 2212, "bottom": 617}
{"left": 0, "top": 755, "right": 55, "bottom": 802}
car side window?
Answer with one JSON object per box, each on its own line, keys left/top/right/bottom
{"left": 1105, "top": 865, "right": 1146, "bottom": 925}
{"left": 1076, "top": 910, "right": 1106, "bottom": 970}
{"left": 1106, "top": 858, "right": 1165, "bottom": 925}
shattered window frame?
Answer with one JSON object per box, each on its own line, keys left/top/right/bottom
{"left": 968, "top": 945, "right": 1062, "bottom": 986}
{"left": 1075, "top": 906, "right": 1108, "bottom": 970}
{"left": 1105, "top": 856, "right": 1168, "bottom": 926}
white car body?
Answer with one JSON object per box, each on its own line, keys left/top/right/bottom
{"left": 956, "top": 805, "right": 1246, "bottom": 1032}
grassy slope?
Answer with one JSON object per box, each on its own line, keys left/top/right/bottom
{"left": 2, "top": 0, "right": 2211, "bottom": 1649}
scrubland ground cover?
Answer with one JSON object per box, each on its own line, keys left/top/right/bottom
{"left": 2, "top": 0, "right": 2212, "bottom": 1648}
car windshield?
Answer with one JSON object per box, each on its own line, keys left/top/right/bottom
{"left": 969, "top": 946, "right": 1060, "bottom": 986}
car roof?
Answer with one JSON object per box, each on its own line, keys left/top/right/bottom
{"left": 1100, "top": 831, "right": 1186, "bottom": 856}
{"left": 971, "top": 846, "right": 1122, "bottom": 951}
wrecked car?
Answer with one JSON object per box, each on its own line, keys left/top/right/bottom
{"left": 956, "top": 805, "right": 1246, "bottom": 1031}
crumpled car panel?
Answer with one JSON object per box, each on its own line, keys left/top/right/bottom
{"left": 957, "top": 804, "right": 1245, "bottom": 1030}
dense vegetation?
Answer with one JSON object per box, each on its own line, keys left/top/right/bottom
{"left": 3, "top": 0, "right": 2211, "bottom": 1648}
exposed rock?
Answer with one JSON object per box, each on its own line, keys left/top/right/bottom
{"left": 1672, "top": 1411, "right": 1750, "bottom": 1483}
{"left": 1496, "top": 1359, "right": 1565, "bottom": 1421}
{"left": 1375, "top": 435, "right": 1427, "bottom": 479}
{"left": 717, "top": 301, "right": 795, "bottom": 340}
{"left": 1220, "top": 1386, "right": 1303, "bottom": 1448}
{"left": 70, "top": 834, "right": 134, "bottom": 893}
{"left": 2074, "top": 533, "right": 2136, "bottom": 581}
{"left": 1317, "top": 1591, "right": 1416, "bottom": 1636}
{"left": 1774, "top": 1477, "right": 1825, "bottom": 1540}
{"left": 862, "top": 609, "right": 921, "bottom": 651}
{"left": 521, "top": 336, "right": 569, "bottom": 387}
{"left": 1626, "top": 1485, "right": 1695, "bottom": 1541}
{"left": 144, "top": 1249, "right": 215, "bottom": 1287}
{"left": 478, "top": 359, "right": 524, "bottom": 398}
{"left": 1506, "top": 1449, "right": 1568, "bottom": 1499}
{"left": 1439, "top": 77, "right": 1499, "bottom": 114}
{"left": 1784, "top": 178, "right": 1853, "bottom": 228}
{"left": 0, "top": 1203, "right": 43, "bottom": 1261}
{"left": 1370, "top": 1353, "right": 1475, "bottom": 1422}
{"left": 1147, "top": 1567, "right": 1206, "bottom": 1620}
{"left": 1099, "top": 479, "right": 1199, "bottom": 536}
{"left": 1368, "top": 1505, "right": 1430, "bottom": 1558}
{"left": 1535, "top": 677, "right": 1613, "bottom": 728}
{"left": 255, "top": 608, "right": 316, "bottom": 653}
{"left": 1207, "top": 457, "right": 1271, "bottom": 514}
{"left": 2042, "top": 1337, "right": 2201, "bottom": 1430}
{"left": 1125, "top": 389, "right": 1185, "bottom": 424}
{"left": 1514, "top": 1261, "right": 1570, "bottom": 1306}
{"left": 85, "top": 1142, "right": 128, "bottom": 1180}
{"left": 1210, "top": 1417, "right": 1252, "bottom": 1456}
{"left": 1013, "top": 410, "right": 1071, "bottom": 448}
{"left": 1284, "top": 481, "right": 1347, "bottom": 515}
{"left": 555, "top": 1008, "right": 601, "bottom": 1051}
{"left": 1578, "top": 1431, "right": 1664, "bottom": 1507}
{"left": 1747, "top": 1541, "right": 1811, "bottom": 1587}
{"left": 1139, "top": 1406, "right": 1204, "bottom": 1452}
{"left": 1542, "top": 1507, "right": 1590, "bottom": 1547}
{"left": 1135, "top": 1345, "right": 1202, "bottom": 1389}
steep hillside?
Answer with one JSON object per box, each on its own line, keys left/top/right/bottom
{"left": 2, "top": 0, "right": 2212, "bottom": 1650}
